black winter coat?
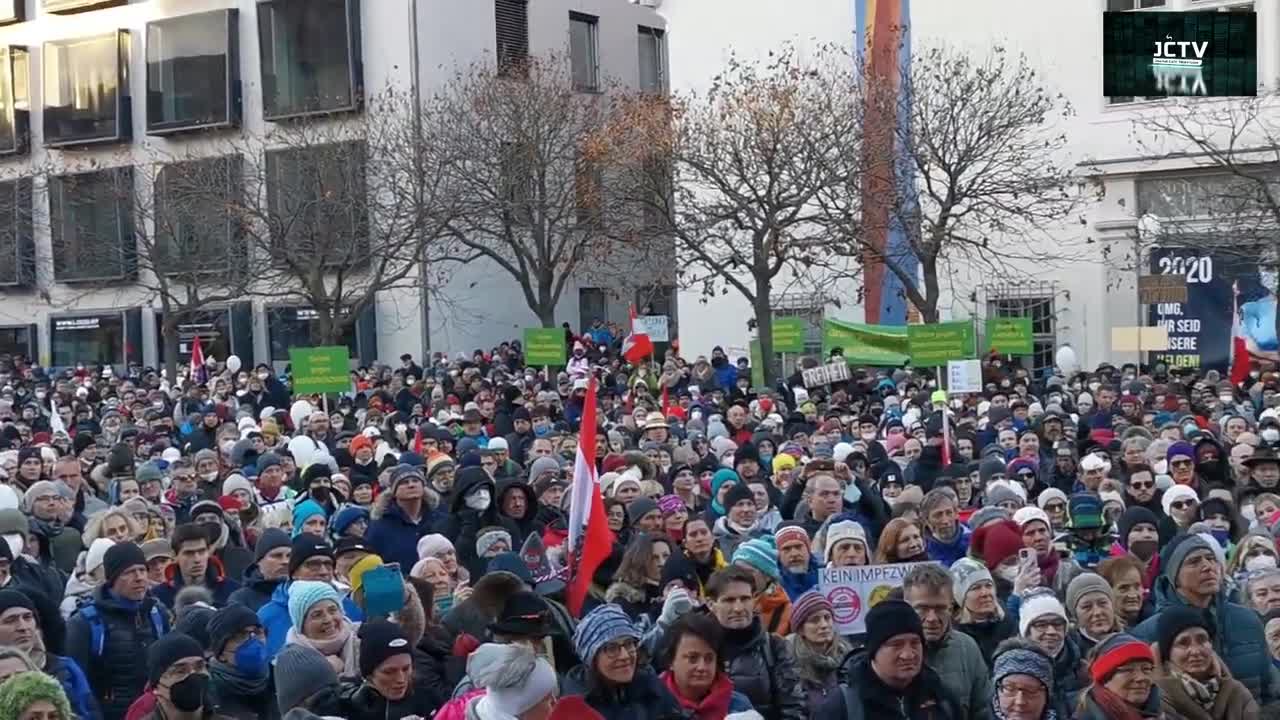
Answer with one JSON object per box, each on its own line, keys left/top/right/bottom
{"left": 65, "top": 588, "right": 169, "bottom": 720}
{"left": 336, "top": 678, "right": 437, "bottom": 720}
{"left": 955, "top": 612, "right": 1018, "bottom": 668}
{"left": 560, "top": 665, "right": 683, "bottom": 720}
{"left": 815, "top": 654, "right": 964, "bottom": 720}
{"left": 720, "top": 618, "right": 806, "bottom": 720}
{"left": 434, "top": 468, "right": 520, "bottom": 580}
{"left": 414, "top": 626, "right": 464, "bottom": 714}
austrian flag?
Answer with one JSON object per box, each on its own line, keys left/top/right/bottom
{"left": 622, "top": 305, "right": 653, "bottom": 365}
{"left": 566, "top": 376, "right": 613, "bottom": 615}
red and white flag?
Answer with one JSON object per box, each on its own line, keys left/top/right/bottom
{"left": 621, "top": 305, "right": 654, "bottom": 365}
{"left": 1230, "top": 281, "right": 1251, "bottom": 385}
{"left": 566, "top": 376, "right": 613, "bottom": 616}
{"left": 189, "top": 335, "right": 207, "bottom": 387}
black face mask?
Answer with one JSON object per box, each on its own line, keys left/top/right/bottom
{"left": 311, "top": 487, "right": 331, "bottom": 504}
{"left": 165, "top": 673, "right": 209, "bottom": 713}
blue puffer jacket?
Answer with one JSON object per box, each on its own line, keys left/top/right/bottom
{"left": 47, "top": 653, "right": 100, "bottom": 720}
{"left": 926, "top": 523, "right": 972, "bottom": 567}
{"left": 258, "top": 581, "right": 292, "bottom": 659}
{"left": 1132, "top": 574, "right": 1280, "bottom": 704}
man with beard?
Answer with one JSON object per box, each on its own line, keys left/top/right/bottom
{"left": 902, "top": 564, "right": 991, "bottom": 720}
{"left": 921, "top": 488, "right": 970, "bottom": 567}
{"left": 1122, "top": 465, "right": 1162, "bottom": 515}
{"left": 774, "top": 523, "right": 817, "bottom": 600}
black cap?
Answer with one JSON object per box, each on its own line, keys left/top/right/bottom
{"left": 103, "top": 542, "right": 147, "bottom": 586}
{"left": 207, "top": 605, "right": 260, "bottom": 655}
{"left": 254, "top": 528, "right": 292, "bottom": 563}
{"left": 488, "top": 591, "right": 552, "bottom": 637}
{"left": 147, "top": 632, "right": 205, "bottom": 686}
{"left": 1156, "top": 606, "right": 1213, "bottom": 661}
{"left": 864, "top": 600, "right": 924, "bottom": 659}
{"left": 0, "top": 589, "right": 34, "bottom": 617}
{"left": 287, "top": 533, "right": 333, "bottom": 577}
{"left": 357, "top": 620, "right": 412, "bottom": 678}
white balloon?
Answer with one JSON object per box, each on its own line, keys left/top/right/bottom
{"left": 1055, "top": 345, "right": 1080, "bottom": 375}
{"left": 226, "top": 355, "right": 241, "bottom": 373}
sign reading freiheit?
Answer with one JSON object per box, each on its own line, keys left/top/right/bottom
{"left": 289, "top": 346, "right": 351, "bottom": 394}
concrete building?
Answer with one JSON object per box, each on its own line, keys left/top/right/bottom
{"left": 0, "top": 0, "right": 670, "bottom": 371}
{"left": 664, "top": 0, "right": 1273, "bottom": 375}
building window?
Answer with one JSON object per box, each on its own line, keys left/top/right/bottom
{"left": 43, "top": 31, "right": 131, "bottom": 148}
{"left": 49, "top": 167, "right": 136, "bottom": 283}
{"left": 154, "top": 156, "right": 243, "bottom": 276}
{"left": 579, "top": 287, "right": 607, "bottom": 332}
{"left": 267, "top": 306, "right": 357, "bottom": 361}
{"left": 0, "top": 178, "right": 32, "bottom": 288}
{"left": 42, "top": 0, "right": 124, "bottom": 14}
{"left": 147, "top": 10, "right": 240, "bottom": 135}
{"left": 638, "top": 26, "right": 666, "bottom": 93}
{"left": 989, "top": 295, "right": 1057, "bottom": 375}
{"left": 258, "top": 0, "right": 362, "bottom": 120}
{"left": 51, "top": 314, "right": 125, "bottom": 367}
{"left": 154, "top": 309, "right": 232, "bottom": 363}
{"left": 570, "top": 13, "right": 600, "bottom": 93}
{"left": 496, "top": 0, "right": 529, "bottom": 77}
{"left": 1107, "top": 96, "right": 1157, "bottom": 104}
{"left": 265, "top": 141, "right": 368, "bottom": 266}
{"left": 1107, "top": 0, "right": 1166, "bottom": 8}
{"left": 0, "top": 46, "right": 29, "bottom": 157}
{"left": 0, "top": 2, "right": 23, "bottom": 27}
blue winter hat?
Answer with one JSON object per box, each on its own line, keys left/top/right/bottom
{"left": 399, "top": 451, "right": 425, "bottom": 467}
{"left": 291, "top": 500, "right": 328, "bottom": 538}
{"left": 732, "top": 537, "right": 781, "bottom": 584}
{"left": 573, "top": 603, "right": 640, "bottom": 665}
{"left": 288, "top": 580, "right": 342, "bottom": 631}
{"left": 331, "top": 506, "right": 370, "bottom": 537}
{"left": 710, "top": 469, "right": 739, "bottom": 500}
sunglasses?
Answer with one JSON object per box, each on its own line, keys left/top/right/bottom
{"left": 1129, "top": 480, "right": 1154, "bottom": 490}
{"left": 1170, "top": 500, "right": 1196, "bottom": 510}
{"left": 1171, "top": 459, "right": 1194, "bottom": 469}
{"left": 1044, "top": 502, "right": 1066, "bottom": 513}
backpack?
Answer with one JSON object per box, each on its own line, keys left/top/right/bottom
{"left": 78, "top": 603, "right": 167, "bottom": 659}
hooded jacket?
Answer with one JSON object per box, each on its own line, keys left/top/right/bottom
{"left": 1132, "top": 572, "right": 1280, "bottom": 705}
{"left": 226, "top": 562, "right": 284, "bottom": 612}
{"left": 367, "top": 482, "right": 444, "bottom": 572}
{"left": 436, "top": 468, "right": 521, "bottom": 580}
{"left": 495, "top": 478, "right": 543, "bottom": 545}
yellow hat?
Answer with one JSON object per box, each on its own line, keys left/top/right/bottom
{"left": 772, "top": 454, "right": 797, "bottom": 473}
{"left": 931, "top": 389, "right": 948, "bottom": 405}
{"left": 348, "top": 553, "right": 384, "bottom": 594}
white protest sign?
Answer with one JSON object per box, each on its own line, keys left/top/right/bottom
{"left": 802, "top": 361, "right": 851, "bottom": 388}
{"left": 946, "top": 359, "right": 983, "bottom": 394}
{"left": 818, "top": 562, "right": 935, "bottom": 635}
{"left": 635, "top": 315, "right": 669, "bottom": 342}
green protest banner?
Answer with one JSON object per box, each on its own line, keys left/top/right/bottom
{"left": 749, "top": 339, "right": 765, "bottom": 388}
{"left": 907, "top": 321, "right": 976, "bottom": 366}
{"left": 986, "top": 317, "right": 1034, "bottom": 355}
{"left": 289, "top": 346, "right": 352, "bottom": 394}
{"left": 821, "top": 319, "right": 910, "bottom": 366}
{"left": 523, "top": 328, "right": 566, "bottom": 366}
{"left": 771, "top": 317, "right": 806, "bottom": 354}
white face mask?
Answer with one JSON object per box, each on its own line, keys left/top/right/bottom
{"left": 201, "top": 472, "right": 218, "bottom": 483}
{"left": 1265, "top": 429, "right": 1280, "bottom": 443}
{"left": 3, "top": 534, "right": 23, "bottom": 559}
{"left": 995, "top": 565, "right": 1019, "bottom": 582}
{"left": 861, "top": 431, "right": 877, "bottom": 442}
{"left": 465, "top": 489, "right": 491, "bottom": 511}
{"left": 1246, "top": 554, "right": 1278, "bottom": 572}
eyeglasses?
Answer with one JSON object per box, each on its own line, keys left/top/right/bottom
{"left": 599, "top": 639, "right": 638, "bottom": 658}
{"left": 1044, "top": 502, "right": 1066, "bottom": 513}
{"left": 1171, "top": 459, "right": 1194, "bottom": 469}
{"left": 1029, "top": 618, "right": 1066, "bottom": 632}
{"left": 998, "top": 682, "right": 1046, "bottom": 701}
{"left": 1170, "top": 500, "right": 1196, "bottom": 510}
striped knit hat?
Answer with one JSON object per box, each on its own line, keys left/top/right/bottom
{"left": 657, "top": 495, "right": 685, "bottom": 515}
{"left": 949, "top": 557, "right": 993, "bottom": 602}
{"left": 994, "top": 645, "right": 1054, "bottom": 693}
{"left": 791, "top": 590, "right": 832, "bottom": 630}
{"left": 774, "top": 523, "right": 810, "bottom": 550}
{"left": 573, "top": 604, "right": 640, "bottom": 665}
{"left": 732, "top": 538, "right": 781, "bottom": 584}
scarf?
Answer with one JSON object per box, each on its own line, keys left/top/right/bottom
{"left": 1037, "top": 546, "right": 1062, "bottom": 585}
{"left": 1087, "top": 685, "right": 1154, "bottom": 720}
{"left": 209, "top": 658, "right": 271, "bottom": 697}
{"left": 1175, "top": 669, "right": 1221, "bottom": 712}
{"left": 788, "top": 634, "right": 850, "bottom": 687}
{"left": 285, "top": 619, "right": 359, "bottom": 676}
{"left": 660, "top": 671, "right": 734, "bottom": 720}
{"left": 993, "top": 698, "right": 1056, "bottom": 720}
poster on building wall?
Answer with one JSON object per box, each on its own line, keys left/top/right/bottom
{"left": 1147, "top": 247, "right": 1278, "bottom": 371}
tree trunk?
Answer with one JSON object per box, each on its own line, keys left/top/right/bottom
{"left": 536, "top": 305, "right": 556, "bottom": 328}
{"left": 162, "top": 314, "right": 181, "bottom": 387}
{"left": 753, "top": 274, "right": 777, "bottom": 387}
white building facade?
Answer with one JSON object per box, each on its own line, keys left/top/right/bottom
{"left": 0, "top": 0, "right": 669, "bottom": 371}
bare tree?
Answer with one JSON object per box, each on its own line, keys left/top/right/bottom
{"left": 835, "top": 44, "right": 1087, "bottom": 323}
{"left": 425, "top": 53, "right": 655, "bottom": 328}
{"left": 611, "top": 46, "right": 864, "bottom": 384}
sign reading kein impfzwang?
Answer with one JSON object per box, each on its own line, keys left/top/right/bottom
{"left": 1103, "top": 11, "right": 1256, "bottom": 98}
{"left": 818, "top": 562, "right": 934, "bottom": 636}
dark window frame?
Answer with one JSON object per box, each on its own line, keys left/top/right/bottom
{"left": 266, "top": 305, "right": 359, "bottom": 362}
{"left": 49, "top": 166, "right": 137, "bottom": 284}
{"left": 49, "top": 312, "right": 126, "bottom": 368}
{"left": 569, "top": 11, "right": 600, "bottom": 94}
{"left": 153, "top": 155, "right": 245, "bottom": 277}
{"left": 146, "top": 9, "right": 242, "bottom": 136}
{"left": 41, "top": 0, "right": 124, "bottom": 14}
{"left": 0, "top": 2, "right": 23, "bottom": 26}
{"left": 257, "top": 0, "right": 364, "bottom": 122}
{"left": 0, "top": 45, "right": 29, "bottom": 157}
{"left": 0, "top": 177, "right": 33, "bottom": 288}
{"left": 638, "top": 25, "right": 666, "bottom": 93}
{"left": 42, "top": 30, "right": 132, "bottom": 148}
{"left": 264, "top": 140, "right": 370, "bottom": 268}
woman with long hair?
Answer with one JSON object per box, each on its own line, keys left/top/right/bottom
{"left": 605, "top": 533, "right": 672, "bottom": 622}
{"left": 785, "top": 591, "right": 851, "bottom": 716}
{"left": 873, "top": 517, "right": 929, "bottom": 564}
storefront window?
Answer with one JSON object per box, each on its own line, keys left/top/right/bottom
{"left": 50, "top": 314, "right": 124, "bottom": 367}
{"left": 267, "top": 306, "right": 357, "bottom": 362}
{"left": 155, "top": 309, "right": 231, "bottom": 363}
{"left": 0, "top": 325, "right": 33, "bottom": 360}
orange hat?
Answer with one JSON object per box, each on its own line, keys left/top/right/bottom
{"left": 351, "top": 435, "right": 374, "bottom": 456}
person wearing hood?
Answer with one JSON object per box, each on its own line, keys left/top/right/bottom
{"left": 495, "top": 477, "right": 542, "bottom": 546}
{"left": 712, "top": 483, "right": 760, "bottom": 558}
{"left": 436, "top": 467, "right": 521, "bottom": 581}
{"left": 950, "top": 558, "right": 1017, "bottom": 667}
{"left": 1131, "top": 533, "right": 1280, "bottom": 704}
{"left": 455, "top": 642, "right": 560, "bottom": 720}
{"left": 296, "top": 464, "right": 344, "bottom": 517}
{"left": 563, "top": 603, "right": 681, "bottom": 720}
{"left": 227, "top": 528, "right": 291, "bottom": 611}
{"left": 206, "top": 605, "right": 277, "bottom": 719}
{"left": 921, "top": 487, "right": 970, "bottom": 567}
{"left": 189, "top": 500, "right": 255, "bottom": 584}
{"left": 703, "top": 468, "right": 739, "bottom": 526}
{"left": 153, "top": 523, "right": 240, "bottom": 611}
{"left": 366, "top": 464, "right": 443, "bottom": 573}
{"left": 731, "top": 537, "right": 791, "bottom": 637}
{"left": 1194, "top": 435, "right": 1231, "bottom": 492}
{"left": 775, "top": 524, "right": 818, "bottom": 601}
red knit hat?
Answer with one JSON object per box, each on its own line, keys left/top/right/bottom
{"left": 1090, "top": 633, "right": 1155, "bottom": 684}
{"left": 971, "top": 519, "right": 1023, "bottom": 570}
{"left": 601, "top": 454, "right": 628, "bottom": 475}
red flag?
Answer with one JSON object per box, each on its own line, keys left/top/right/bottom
{"left": 189, "top": 335, "right": 206, "bottom": 386}
{"left": 661, "top": 385, "right": 670, "bottom": 416}
{"left": 566, "top": 377, "right": 613, "bottom": 616}
{"left": 622, "top": 305, "right": 654, "bottom": 365}
{"left": 413, "top": 425, "right": 424, "bottom": 455}
{"left": 1230, "top": 281, "right": 1251, "bottom": 385}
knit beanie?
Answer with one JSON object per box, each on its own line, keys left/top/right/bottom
{"left": 984, "top": 482, "right": 1023, "bottom": 508}
{"left": 0, "top": 589, "right": 33, "bottom": 617}
{"left": 1167, "top": 441, "right": 1196, "bottom": 464}
{"left": 357, "top": 620, "right": 412, "bottom": 678}
{"left": 573, "top": 603, "right": 640, "bottom": 665}
{"left": 85, "top": 537, "right": 115, "bottom": 576}
{"left": 147, "top": 632, "right": 204, "bottom": 685}
{"left": 864, "top": 600, "right": 923, "bottom": 658}
{"left": 0, "top": 671, "right": 73, "bottom": 720}
{"left": 824, "top": 520, "right": 868, "bottom": 559}
{"left": 389, "top": 464, "right": 427, "bottom": 496}
{"left": 0, "top": 508, "right": 28, "bottom": 536}
{"left": 1117, "top": 507, "right": 1160, "bottom": 547}
{"left": 103, "top": 542, "right": 147, "bottom": 587}
{"left": 971, "top": 519, "right": 1022, "bottom": 570}
{"left": 1163, "top": 533, "right": 1215, "bottom": 583}
{"left": 1065, "top": 572, "right": 1113, "bottom": 617}
{"left": 921, "top": 487, "right": 957, "bottom": 517}
{"left": 348, "top": 554, "right": 383, "bottom": 595}
{"left": 1036, "top": 488, "right": 1068, "bottom": 510}
{"left": 993, "top": 645, "right": 1054, "bottom": 694}
{"left": 1156, "top": 606, "right": 1214, "bottom": 661}
{"left": 1012, "top": 506, "right": 1051, "bottom": 531}
{"left": 252, "top": 528, "right": 291, "bottom": 563}
{"left": 772, "top": 454, "right": 797, "bottom": 473}
{"left": 330, "top": 506, "right": 369, "bottom": 537}
{"left": 1090, "top": 633, "right": 1155, "bottom": 684}
{"left": 790, "top": 590, "right": 832, "bottom": 630}
{"left": 1018, "top": 592, "right": 1067, "bottom": 637}
{"left": 528, "top": 457, "right": 562, "bottom": 485}
{"left": 969, "top": 506, "right": 1010, "bottom": 530}
{"left": 208, "top": 604, "right": 260, "bottom": 655}
{"left": 949, "top": 557, "right": 993, "bottom": 602}
{"left": 657, "top": 495, "right": 685, "bottom": 516}
{"left": 416, "top": 533, "right": 454, "bottom": 560}
{"left": 732, "top": 538, "right": 781, "bottom": 584}
{"left": 291, "top": 500, "right": 328, "bottom": 538}
{"left": 274, "top": 644, "right": 338, "bottom": 711}
{"left": 287, "top": 533, "right": 333, "bottom": 577}
{"left": 288, "top": 580, "right": 341, "bottom": 630}
{"left": 627, "top": 497, "right": 660, "bottom": 527}
{"left": 221, "top": 474, "right": 254, "bottom": 498}
{"left": 22, "top": 481, "right": 58, "bottom": 512}
{"left": 722, "top": 483, "right": 754, "bottom": 512}
{"left": 774, "top": 523, "right": 810, "bottom": 551}
{"left": 1161, "top": 484, "right": 1198, "bottom": 517}
{"left": 467, "top": 643, "right": 558, "bottom": 716}
{"left": 477, "top": 527, "right": 514, "bottom": 558}
{"left": 1068, "top": 493, "right": 1104, "bottom": 530}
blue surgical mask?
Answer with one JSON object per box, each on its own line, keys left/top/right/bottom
{"left": 233, "top": 637, "right": 268, "bottom": 677}
{"left": 1210, "top": 528, "right": 1231, "bottom": 548}
{"left": 843, "top": 482, "right": 862, "bottom": 504}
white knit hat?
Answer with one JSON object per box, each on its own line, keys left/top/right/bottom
{"left": 1162, "top": 484, "right": 1199, "bottom": 516}
{"left": 824, "top": 520, "right": 867, "bottom": 559}
{"left": 1036, "top": 488, "right": 1068, "bottom": 510}
{"left": 1013, "top": 506, "right": 1051, "bottom": 531}
{"left": 85, "top": 537, "right": 115, "bottom": 576}
{"left": 1019, "top": 592, "right": 1067, "bottom": 637}
{"left": 468, "top": 643, "right": 558, "bottom": 716}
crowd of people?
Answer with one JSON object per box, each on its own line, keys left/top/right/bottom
{"left": 0, "top": 333, "right": 1279, "bottom": 720}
